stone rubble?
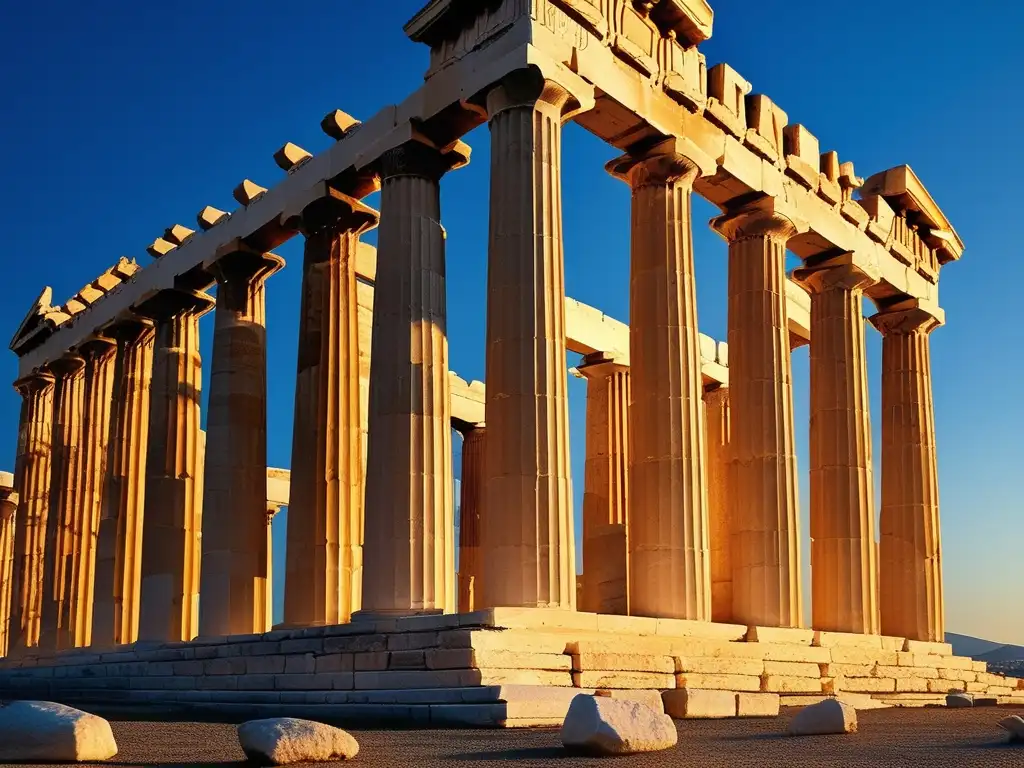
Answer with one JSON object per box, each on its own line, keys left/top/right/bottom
{"left": 237, "top": 718, "right": 359, "bottom": 764}
{"left": 561, "top": 693, "right": 677, "bottom": 755}
{"left": 787, "top": 698, "right": 858, "bottom": 736}
{"left": 0, "top": 700, "right": 118, "bottom": 762}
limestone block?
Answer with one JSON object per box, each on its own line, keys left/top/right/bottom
{"left": 596, "top": 615, "right": 657, "bottom": 636}
{"left": 895, "top": 678, "right": 931, "bottom": 693}
{"left": 762, "top": 676, "right": 823, "bottom": 694}
{"left": 561, "top": 694, "right": 677, "bottom": 756}
{"left": 706, "top": 64, "right": 750, "bottom": 138}
{"left": 677, "top": 673, "right": 761, "bottom": 692}
{"left": 822, "top": 663, "right": 875, "bottom": 678}
{"left": 484, "top": 608, "right": 599, "bottom": 633}
{"left": 763, "top": 661, "right": 820, "bottom": 678}
{"left": 972, "top": 661, "right": 988, "bottom": 672}
{"left": 662, "top": 688, "right": 735, "bottom": 719}
{"left": 761, "top": 644, "right": 831, "bottom": 664}
{"left": 937, "top": 656, "right": 975, "bottom": 671}
{"left": 813, "top": 631, "right": 883, "bottom": 650}
{"left": 998, "top": 715, "right": 1024, "bottom": 742}
{"left": 354, "top": 652, "right": 389, "bottom": 671}
{"left": 744, "top": 95, "right": 787, "bottom": 162}
{"left": 987, "top": 687, "right": 1015, "bottom": 696}
{"left": 788, "top": 698, "right": 857, "bottom": 736}
{"left": 237, "top": 718, "right": 358, "bottom": 763}
{"left": 462, "top": 629, "right": 572, "bottom": 654}
{"left": 832, "top": 648, "right": 897, "bottom": 665}
{"left": 903, "top": 639, "right": 951, "bottom": 655}
{"left": 675, "top": 657, "right": 764, "bottom": 676}
{"left": 386, "top": 631, "right": 442, "bottom": 651}
{"left": 963, "top": 681, "right": 988, "bottom": 693}
{"left": 594, "top": 690, "right": 666, "bottom": 714}
{"left": 427, "top": 648, "right": 571, "bottom": 671}
{"left": 680, "top": 639, "right": 766, "bottom": 660}
{"left": 880, "top": 636, "right": 906, "bottom": 652}
{"left": 841, "top": 678, "right": 896, "bottom": 693}
{"left": 480, "top": 669, "right": 573, "bottom": 687}
{"left": 937, "top": 668, "right": 976, "bottom": 682}
{"left": 575, "top": 653, "right": 675, "bottom": 674}
{"left": 656, "top": 619, "right": 747, "bottom": 641}
{"left": 0, "top": 701, "right": 118, "bottom": 762}
{"left": 388, "top": 651, "right": 427, "bottom": 670}
{"left": 737, "top": 692, "right": 781, "bottom": 717}
{"left": 747, "top": 627, "right": 814, "bottom": 645}
{"left": 574, "top": 671, "right": 675, "bottom": 690}
{"left": 876, "top": 665, "right": 938, "bottom": 680}
{"left": 569, "top": 636, "right": 676, "bottom": 658}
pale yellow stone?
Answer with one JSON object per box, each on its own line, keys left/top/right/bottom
{"left": 676, "top": 673, "right": 761, "bottom": 692}
{"left": 876, "top": 665, "right": 938, "bottom": 679}
{"left": 762, "top": 676, "right": 823, "bottom": 694}
{"left": 596, "top": 615, "right": 658, "bottom": 636}
{"left": 273, "top": 142, "right": 313, "bottom": 171}
{"left": 479, "top": 669, "right": 572, "bottom": 687}
{"left": 894, "top": 678, "right": 931, "bottom": 692}
{"left": 662, "top": 688, "right": 735, "bottom": 719}
{"left": 676, "top": 658, "right": 764, "bottom": 676}
{"left": 595, "top": 689, "right": 666, "bottom": 714}
{"left": 426, "top": 648, "right": 571, "bottom": 671}
{"left": 747, "top": 626, "right": 814, "bottom": 645}
{"left": 655, "top": 619, "right": 747, "bottom": 641}
{"left": 813, "top": 631, "right": 883, "bottom": 649}
{"left": 760, "top": 644, "right": 831, "bottom": 664}
{"left": 831, "top": 648, "right": 897, "bottom": 665}
{"left": 763, "top": 661, "right": 820, "bottom": 678}
{"left": 841, "top": 678, "right": 896, "bottom": 693}
{"left": 736, "top": 692, "right": 780, "bottom": 717}
{"left": 822, "top": 663, "right": 875, "bottom": 678}
{"left": 574, "top": 671, "right": 675, "bottom": 690}
{"left": 575, "top": 653, "right": 675, "bottom": 674}
{"left": 903, "top": 639, "right": 951, "bottom": 655}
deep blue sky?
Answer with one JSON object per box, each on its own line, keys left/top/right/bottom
{"left": 2, "top": 1, "right": 1021, "bottom": 641}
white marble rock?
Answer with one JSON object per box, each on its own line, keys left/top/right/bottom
{"left": 0, "top": 700, "right": 118, "bottom": 762}
{"left": 787, "top": 698, "right": 858, "bottom": 736}
{"left": 237, "top": 718, "right": 359, "bottom": 764}
{"left": 561, "top": 693, "right": 678, "bottom": 755}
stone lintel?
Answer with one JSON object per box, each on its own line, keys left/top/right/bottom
{"left": 133, "top": 287, "right": 215, "bottom": 322}
{"left": 449, "top": 372, "right": 485, "bottom": 432}
{"left": 205, "top": 239, "right": 286, "bottom": 284}
{"left": 266, "top": 467, "right": 290, "bottom": 511}
{"left": 354, "top": 119, "right": 470, "bottom": 182}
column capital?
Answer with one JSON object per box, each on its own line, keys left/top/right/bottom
{"left": 576, "top": 351, "right": 629, "bottom": 380}
{"left": 703, "top": 384, "right": 729, "bottom": 407}
{"left": 133, "top": 288, "right": 215, "bottom": 323}
{"left": 47, "top": 351, "right": 86, "bottom": 378}
{"left": 482, "top": 66, "right": 595, "bottom": 122}
{"left": 13, "top": 369, "right": 55, "bottom": 396}
{"left": 279, "top": 183, "right": 379, "bottom": 238}
{"left": 792, "top": 252, "right": 880, "bottom": 295}
{"left": 380, "top": 134, "right": 470, "bottom": 182}
{"left": 210, "top": 240, "right": 286, "bottom": 286}
{"left": 606, "top": 136, "right": 716, "bottom": 190}
{"left": 78, "top": 334, "right": 117, "bottom": 362}
{"left": 870, "top": 298, "right": 944, "bottom": 336}
{"left": 104, "top": 316, "right": 155, "bottom": 346}
{"left": 711, "top": 194, "right": 808, "bottom": 243}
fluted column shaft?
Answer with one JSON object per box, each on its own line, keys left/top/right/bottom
{"left": 199, "top": 249, "right": 283, "bottom": 637}
{"left": 39, "top": 355, "right": 86, "bottom": 651}
{"left": 284, "top": 193, "right": 377, "bottom": 627}
{"left": 578, "top": 361, "right": 630, "bottom": 616}
{"left": 713, "top": 199, "right": 804, "bottom": 628}
{"left": 482, "top": 71, "right": 577, "bottom": 609}
{"left": 871, "top": 305, "right": 943, "bottom": 641}
{"left": 137, "top": 290, "right": 213, "bottom": 642}
{"left": 0, "top": 483, "right": 19, "bottom": 655}
{"left": 608, "top": 143, "right": 711, "bottom": 620}
{"left": 8, "top": 372, "right": 54, "bottom": 650}
{"left": 68, "top": 338, "right": 116, "bottom": 648}
{"left": 797, "top": 261, "right": 879, "bottom": 634}
{"left": 360, "top": 137, "right": 467, "bottom": 617}
{"left": 93, "top": 321, "right": 154, "bottom": 646}
{"left": 457, "top": 426, "right": 485, "bottom": 613}
{"left": 704, "top": 386, "right": 732, "bottom": 623}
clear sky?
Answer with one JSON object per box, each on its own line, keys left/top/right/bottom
{"left": 1, "top": 1, "right": 1021, "bottom": 643}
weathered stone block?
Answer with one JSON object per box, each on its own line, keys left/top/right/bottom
{"left": 280, "top": 638, "right": 323, "bottom": 655}
{"left": 388, "top": 651, "right": 427, "bottom": 670}
{"left": 675, "top": 658, "right": 763, "bottom": 676}
{"left": 761, "top": 644, "right": 831, "bottom": 664}
{"left": 746, "top": 627, "right": 814, "bottom": 645}
{"left": 876, "top": 665, "right": 937, "bottom": 679}
{"left": 354, "top": 652, "right": 389, "bottom": 671}
{"left": 206, "top": 658, "right": 246, "bottom": 676}
{"left": 387, "top": 632, "right": 440, "bottom": 651}
{"left": 822, "top": 663, "right": 874, "bottom": 678}
{"left": 902, "top": 640, "right": 951, "bottom": 655}
{"left": 662, "top": 688, "right": 735, "bottom": 719}
{"left": 676, "top": 673, "right": 761, "bottom": 692}
{"left": 761, "top": 675, "right": 822, "bottom": 694}
{"left": 655, "top": 619, "right": 747, "bottom": 642}
{"left": 736, "top": 692, "right": 780, "bottom": 717}
{"left": 575, "top": 653, "right": 674, "bottom": 674}
{"left": 237, "top": 674, "right": 276, "bottom": 691}
{"left": 573, "top": 671, "right": 674, "bottom": 690}
{"left": 763, "top": 661, "right": 819, "bottom": 678}
{"left": 841, "top": 677, "right": 896, "bottom": 693}
{"left": 895, "top": 678, "right": 930, "bottom": 693}
{"left": 315, "top": 655, "right": 354, "bottom": 673}
{"left": 324, "top": 634, "right": 387, "bottom": 654}
{"left": 283, "top": 655, "right": 315, "bottom": 675}
{"left": 812, "top": 631, "right": 882, "bottom": 649}
{"left": 830, "top": 648, "right": 896, "bottom": 665}
{"left": 594, "top": 690, "right": 665, "bottom": 714}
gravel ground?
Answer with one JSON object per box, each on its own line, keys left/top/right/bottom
{"left": 2, "top": 707, "right": 1022, "bottom": 767}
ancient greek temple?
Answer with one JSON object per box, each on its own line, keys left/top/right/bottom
{"left": 1, "top": 0, "right": 1017, "bottom": 727}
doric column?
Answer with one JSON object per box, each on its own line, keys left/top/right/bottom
{"left": 481, "top": 68, "right": 591, "bottom": 609}
{"left": 8, "top": 371, "right": 54, "bottom": 651}
{"left": 359, "top": 135, "right": 469, "bottom": 619}
{"left": 607, "top": 137, "right": 714, "bottom": 620}
{"left": 199, "top": 244, "right": 284, "bottom": 637}
{"left": 870, "top": 300, "right": 944, "bottom": 642}
{"left": 704, "top": 386, "right": 732, "bottom": 623}
{"left": 67, "top": 337, "right": 117, "bottom": 648}
{"left": 0, "top": 475, "right": 19, "bottom": 656}
{"left": 457, "top": 426, "right": 485, "bottom": 613}
{"left": 92, "top": 319, "right": 154, "bottom": 647}
{"left": 576, "top": 353, "right": 630, "bottom": 616}
{"left": 136, "top": 289, "right": 214, "bottom": 642}
{"left": 711, "top": 196, "right": 805, "bottom": 628}
{"left": 284, "top": 189, "right": 378, "bottom": 627}
{"left": 39, "top": 353, "right": 86, "bottom": 651}
{"left": 794, "top": 256, "right": 880, "bottom": 635}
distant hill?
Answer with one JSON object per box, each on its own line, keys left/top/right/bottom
{"left": 946, "top": 632, "right": 1005, "bottom": 657}
{"left": 977, "top": 644, "right": 1024, "bottom": 663}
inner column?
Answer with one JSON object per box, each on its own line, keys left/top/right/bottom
{"left": 358, "top": 135, "right": 468, "bottom": 619}
{"left": 480, "top": 68, "right": 582, "bottom": 610}
{"left": 704, "top": 385, "right": 732, "bottom": 623}
{"left": 0, "top": 474, "right": 19, "bottom": 655}
{"left": 794, "top": 256, "right": 880, "bottom": 635}
{"left": 607, "top": 137, "right": 712, "bottom": 621}
{"left": 199, "top": 244, "right": 284, "bottom": 637}
{"left": 712, "top": 196, "right": 804, "bottom": 629}
{"left": 284, "top": 191, "right": 378, "bottom": 627}
{"left": 576, "top": 353, "right": 630, "bottom": 616}
{"left": 136, "top": 288, "right": 214, "bottom": 642}
{"left": 456, "top": 425, "right": 485, "bottom": 613}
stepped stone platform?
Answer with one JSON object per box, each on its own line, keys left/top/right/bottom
{"left": 1, "top": 609, "right": 1021, "bottom": 727}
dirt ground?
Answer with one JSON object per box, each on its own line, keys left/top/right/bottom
{"left": 2, "top": 706, "right": 1022, "bottom": 767}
